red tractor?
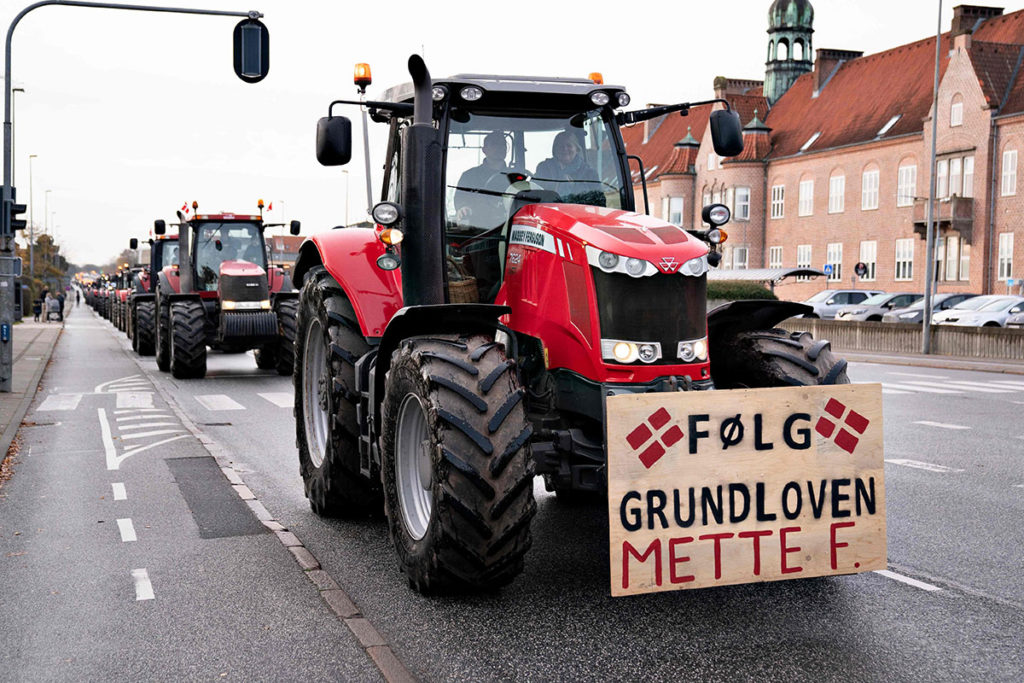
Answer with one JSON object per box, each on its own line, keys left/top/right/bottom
{"left": 127, "top": 234, "right": 179, "bottom": 356}
{"left": 153, "top": 201, "right": 301, "bottom": 379}
{"left": 292, "top": 57, "right": 848, "bottom": 592}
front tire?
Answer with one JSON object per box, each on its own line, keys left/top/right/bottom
{"left": 274, "top": 298, "right": 299, "bottom": 376}
{"left": 170, "top": 301, "right": 207, "bottom": 379}
{"left": 135, "top": 301, "right": 156, "bottom": 356}
{"left": 254, "top": 344, "right": 278, "bottom": 369}
{"left": 155, "top": 302, "right": 171, "bottom": 371}
{"left": 712, "top": 328, "right": 850, "bottom": 388}
{"left": 381, "top": 334, "right": 535, "bottom": 593}
{"left": 294, "top": 266, "right": 378, "bottom": 516}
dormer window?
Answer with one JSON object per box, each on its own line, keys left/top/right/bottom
{"left": 950, "top": 95, "right": 963, "bottom": 127}
{"left": 877, "top": 114, "right": 901, "bottom": 137}
{"left": 800, "top": 132, "right": 821, "bottom": 152}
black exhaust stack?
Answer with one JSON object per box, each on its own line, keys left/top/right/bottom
{"left": 176, "top": 210, "right": 194, "bottom": 294}
{"left": 400, "top": 55, "right": 445, "bottom": 307}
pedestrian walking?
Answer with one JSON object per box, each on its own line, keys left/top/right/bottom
{"left": 76, "top": 289, "right": 81, "bottom": 306}
{"left": 57, "top": 292, "right": 66, "bottom": 322}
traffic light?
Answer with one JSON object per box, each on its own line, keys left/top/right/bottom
{"left": 8, "top": 200, "right": 27, "bottom": 231}
{"left": 1, "top": 186, "right": 26, "bottom": 234}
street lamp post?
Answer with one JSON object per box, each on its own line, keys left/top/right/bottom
{"left": 28, "top": 153, "right": 35, "bottom": 280}
{"left": 11, "top": 87, "right": 23, "bottom": 185}
{"left": 922, "top": 0, "right": 943, "bottom": 354}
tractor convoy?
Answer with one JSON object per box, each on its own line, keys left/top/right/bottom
{"left": 88, "top": 201, "right": 301, "bottom": 379}
{"left": 289, "top": 57, "right": 850, "bottom": 593}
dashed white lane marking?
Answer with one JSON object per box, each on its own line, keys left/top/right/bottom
{"left": 120, "top": 429, "right": 186, "bottom": 440}
{"left": 939, "top": 381, "right": 1014, "bottom": 393}
{"left": 886, "top": 459, "right": 965, "bottom": 473}
{"left": 900, "top": 380, "right": 1004, "bottom": 393}
{"left": 879, "top": 382, "right": 962, "bottom": 394}
{"left": 881, "top": 387, "right": 913, "bottom": 395}
{"left": 37, "top": 393, "right": 83, "bottom": 411}
{"left": 117, "top": 392, "right": 154, "bottom": 408}
{"left": 913, "top": 420, "right": 971, "bottom": 430}
{"left": 195, "top": 394, "right": 245, "bottom": 411}
{"left": 1014, "top": 484, "right": 1024, "bottom": 488}
{"left": 990, "top": 380, "right": 1024, "bottom": 389}
{"left": 131, "top": 569, "right": 155, "bottom": 601}
{"left": 117, "top": 518, "right": 137, "bottom": 542}
{"left": 118, "top": 422, "right": 180, "bottom": 431}
{"left": 258, "top": 392, "right": 292, "bottom": 408}
{"left": 112, "top": 483, "right": 127, "bottom": 500}
{"left": 875, "top": 569, "right": 941, "bottom": 592}
{"left": 890, "top": 372, "right": 949, "bottom": 379}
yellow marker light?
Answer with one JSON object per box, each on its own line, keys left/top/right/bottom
{"left": 258, "top": 199, "right": 265, "bottom": 209}
{"left": 354, "top": 63, "right": 372, "bottom": 89}
{"left": 589, "top": 72, "right": 604, "bottom": 84}
{"left": 192, "top": 200, "right": 198, "bottom": 210}
{"left": 380, "top": 228, "right": 404, "bottom": 246}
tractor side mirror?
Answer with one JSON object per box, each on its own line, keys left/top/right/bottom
{"left": 289, "top": 220, "right": 301, "bottom": 235}
{"left": 316, "top": 116, "right": 353, "bottom": 166}
{"left": 129, "top": 238, "right": 139, "bottom": 250}
{"left": 154, "top": 219, "right": 166, "bottom": 236}
{"left": 710, "top": 108, "right": 744, "bottom": 157}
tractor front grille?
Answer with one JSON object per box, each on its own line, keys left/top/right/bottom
{"left": 220, "top": 310, "right": 278, "bottom": 341}
{"left": 591, "top": 269, "right": 707, "bottom": 364}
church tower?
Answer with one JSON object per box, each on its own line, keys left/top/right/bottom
{"left": 764, "top": 0, "right": 814, "bottom": 105}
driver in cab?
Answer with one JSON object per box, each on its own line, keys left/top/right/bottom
{"left": 454, "top": 131, "right": 510, "bottom": 230}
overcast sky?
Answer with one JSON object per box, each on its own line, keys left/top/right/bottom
{"left": 4, "top": 0, "right": 1024, "bottom": 265}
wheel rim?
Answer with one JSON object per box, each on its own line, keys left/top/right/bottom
{"left": 302, "top": 317, "right": 330, "bottom": 469}
{"left": 395, "top": 393, "right": 432, "bottom": 541}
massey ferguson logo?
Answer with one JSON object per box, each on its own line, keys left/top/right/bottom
{"left": 815, "top": 398, "right": 870, "bottom": 454}
{"left": 626, "top": 408, "right": 684, "bottom": 469}
{"left": 660, "top": 256, "right": 679, "bottom": 272}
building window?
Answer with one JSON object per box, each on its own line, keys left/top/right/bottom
{"left": 796, "top": 244, "right": 812, "bottom": 281}
{"left": 934, "top": 236, "right": 945, "bottom": 282}
{"left": 828, "top": 174, "right": 845, "bottom": 213}
{"left": 949, "top": 157, "right": 962, "bottom": 197}
{"left": 769, "top": 246, "right": 783, "bottom": 268}
{"left": 897, "top": 164, "right": 916, "bottom": 207}
{"left": 963, "top": 156, "right": 974, "bottom": 198}
{"left": 999, "top": 232, "right": 1014, "bottom": 280}
{"left": 826, "top": 242, "right": 843, "bottom": 282}
{"left": 950, "top": 100, "right": 963, "bottom": 127}
{"left": 708, "top": 153, "right": 719, "bottom": 171}
{"left": 798, "top": 180, "right": 814, "bottom": 216}
{"left": 859, "top": 241, "right": 877, "bottom": 281}
{"left": 1002, "top": 150, "right": 1017, "bottom": 196}
{"left": 895, "top": 238, "right": 914, "bottom": 281}
{"left": 944, "top": 235, "right": 959, "bottom": 281}
{"left": 936, "top": 159, "right": 949, "bottom": 198}
{"left": 735, "top": 187, "right": 750, "bottom": 220}
{"left": 667, "top": 197, "right": 684, "bottom": 226}
{"left": 861, "top": 169, "right": 879, "bottom": 210}
{"left": 771, "top": 184, "right": 785, "bottom": 219}
{"left": 732, "top": 246, "right": 749, "bottom": 270}
{"left": 960, "top": 242, "right": 971, "bottom": 281}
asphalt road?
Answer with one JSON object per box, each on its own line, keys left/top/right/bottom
{"left": 2, "top": 306, "right": 1023, "bottom": 681}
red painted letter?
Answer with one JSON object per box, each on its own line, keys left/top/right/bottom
{"left": 698, "top": 532, "right": 735, "bottom": 580}
{"left": 738, "top": 529, "right": 774, "bottom": 576}
{"left": 622, "top": 539, "right": 662, "bottom": 589}
{"left": 780, "top": 526, "right": 803, "bottom": 574}
{"left": 668, "top": 537, "right": 695, "bottom": 584}
{"left": 830, "top": 521, "right": 856, "bottom": 570}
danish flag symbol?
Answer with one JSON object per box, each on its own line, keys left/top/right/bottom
{"left": 626, "top": 407, "right": 684, "bottom": 469}
{"left": 660, "top": 256, "right": 679, "bottom": 272}
{"left": 815, "top": 398, "right": 870, "bottom": 454}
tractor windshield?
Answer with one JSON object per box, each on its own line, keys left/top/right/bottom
{"left": 445, "top": 109, "right": 626, "bottom": 236}
{"left": 194, "top": 222, "right": 265, "bottom": 291}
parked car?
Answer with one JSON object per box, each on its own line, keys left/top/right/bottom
{"left": 932, "top": 295, "right": 1024, "bottom": 326}
{"left": 1006, "top": 310, "right": 1024, "bottom": 329}
{"left": 881, "top": 292, "right": 979, "bottom": 323}
{"left": 800, "top": 289, "right": 884, "bottom": 319}
{"left": 835, "top": 292, "right": 923, "bottom": 321}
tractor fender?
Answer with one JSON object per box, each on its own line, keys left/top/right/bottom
{"left": 292, "top": 229, "right": 403, "bottom": 339}
{"left": 370, "top": 304, "right": 512, "bottom": 439}
{"left": 707, "top": 299, "right": 812, "bottom": 351}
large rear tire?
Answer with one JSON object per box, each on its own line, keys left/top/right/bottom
{"left": 170, "top": 301, "right": 207, "bottom": 379}
{"left": 294, "top": 266, "right": 379, "bottom": 516}
{"left": 381, "top": 334, "right": 535, "bottom": 593}
{"left": 711, "top": 328, "right": 850, "bottom": 388}
{"left": 155, "top": 302, "right": 171, "bottom": 372}
{"left": 135, "top": 301, "right": 156, "bottom": 356}
{"left": 254, "top": 345, "right": 278, "bottom": 369}
{"left": 274, "top": 298, "right": 299, "bottom": 377}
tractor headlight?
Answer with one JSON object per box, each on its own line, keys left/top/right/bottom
{"left": 432, "top": 85, "right": 448, "bottom": 102}
{"left": 460, "top": 86, "right": 483, "bottom": 101}
{"left": 372, "top": 202, "right": 401, "bottom": 226}
{"left": 702, "top": 203, "right": 731, "bottom": 226}
{"left": 677, "top": 337, "right": 708, "bottom": 362}
{"left": 598, "top": 251, "right": 619, "bottom": 270}
{"left": 590, "top": 91, "right": 611, "bottom": 106}
{"left": 222, "top": 299, "right": 271, "bottom": 311}
{"left": 616, "top": 92, "right": 631, "bottom": 107}
{"left": 602, "top": 339, "right": 662, "bottom": 364}
{"left": 625, "top": 258, "right": 646, "bottom": 277}
{"left": 682, "top": 256, "right": 708, "bottom": 276}
{"left": 376, "top": 253, "right": 401, "bottom": 271}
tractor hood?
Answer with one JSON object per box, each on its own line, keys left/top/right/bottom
{"left": 219, "top": 260, "right": 270, "bottom": 303}
{"left": 220, "top": 259, "right": 266, "bottom": 278}
{"left": 509, "top": 204, "right": 709, "bottom": 274}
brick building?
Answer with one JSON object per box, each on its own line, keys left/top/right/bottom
{"left": 625, "top": 1, "right": 1024, "bottom": 300}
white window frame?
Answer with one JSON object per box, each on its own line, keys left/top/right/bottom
{"left": 826, "top": 242, "right": 843, "bottom": 282}
{"left": 796, "top": 244, "right": 812, "bottom": 281}
{"left": 959, "top": 241, "right": 971, "bottom": 281}
{"left": 949, "top": 157, "right": 962, "bottom": 197}
{"left": 861, "top": 169, "right": 879, "bottom": 210}
{"left": 936, "top": 159, "right": 949, "bottom": 198}
{"left": 859, "top": 240, "right": 877, "bottom": 281}
{"left": 963, "top": 156, "right": 974, "bottom": 198}
{"left": 667, "top": 196, "right": 684, "bottom": 226}
{"left": 828, "top": 174, "right": 845, "bottom": 214}
{"left": 950, "top": 100, "right": 963, "bottom": 127}
{"left": 769, "top": 246, "right": 783, "bottom": 269}
{"left": 771, "top": 184, "right": 785, "bottom": 219}
{"left": 998, "top": 232, "right": 1014, "bottom": 280}
{"left": 732, "top": 245, "right": 749, "bottom": 270}
{"left": 895, "top": 238, "right": 914, "bottom": 281}
{"left": 934, "top": 236, "right": 945, "bottom": 282}
{"left": 896, "top": 164, "right": 916, "bottom": 207}
{"left": 1002, "top": 150, "right": 1017, "bottom": 197}
{"left": 798, "top": 179, "right": 814, "bottom": 216}
{"left": 944, "top": 235, "right": 959, "bottom": 281}
{"left": 735, "top": 187, "right": 750, "bottom": 221}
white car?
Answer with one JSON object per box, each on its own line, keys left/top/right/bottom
{"left": 800, "top": 289, "right": 884, "bottom": 319}
{"left": 932, "top": 295, "right": 1024, "bottom": 327}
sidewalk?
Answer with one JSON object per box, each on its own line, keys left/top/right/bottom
{"left": 838, "top": 348, "right": 1024, "bottom": 375}
{"left": 0, "top": 311, "right": 66, "bottom": 463}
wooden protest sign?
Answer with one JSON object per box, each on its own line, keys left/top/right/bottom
{"left": 606, "top": 384, "right": 886, "bottom": 597}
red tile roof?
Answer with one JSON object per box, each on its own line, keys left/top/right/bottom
{"left": 969, "top": 40, "right": 1024, "bottom": 109}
